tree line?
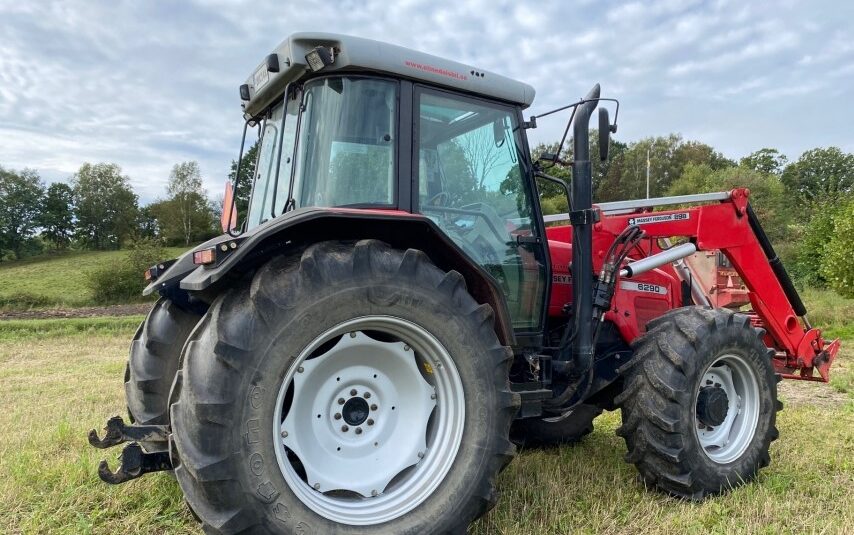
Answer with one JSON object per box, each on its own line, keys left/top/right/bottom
{"left": 532, "top": 136, "right": 854, "bottom": 297}
{"left": 0, "top": 161, "right": 218, "bottom": 261}
{"left": 2, "top": 135, "right": 852, "bottom": 296}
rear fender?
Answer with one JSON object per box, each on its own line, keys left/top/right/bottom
{"left": 146, "top": 207, "right": 516, "bottom": 346}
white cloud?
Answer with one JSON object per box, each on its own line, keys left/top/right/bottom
{"left": 0, "top": 0, "right": 852, "bottom": 204}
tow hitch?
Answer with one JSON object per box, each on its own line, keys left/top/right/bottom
{"left": 88, "top": 415, "right": 172, "bottom": 484}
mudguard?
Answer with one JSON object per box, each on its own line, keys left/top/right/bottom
{"left": 143, "top": 207, "right": 516, "bottom": 346}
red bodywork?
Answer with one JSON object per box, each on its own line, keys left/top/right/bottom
{"left": 545, "top": 188, "right": 839, "bottom": 382}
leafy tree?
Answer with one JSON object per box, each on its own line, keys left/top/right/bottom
{"left": 165, "top": 161, "right": 214, "bottom": 245}
{"left": 668, "top": 164, "right": 790, "bottom": 241}
{"left": 821, "top": 198, "right": 854, "bottom": 297}
{"left": 72, "top": 163, "right": 139, "bottom": 250}
{"left": 781, "top": 147, "right": 854, "bottom": 201}
{"left": 791, "top": 206, "right": 836, "bottom": 287}
{"left": 227, "top": 141, "right": 259, "bottom": 218}
{"left": 740, "top": 148, "right": 787, "bottom": 175}
{"left": 86, "top": 238, "right": 166, "bottom": 303}
{"left": 38, "top": 182, "right": 74, "bottom": 249}
{"left": 0, "top": 166, "right": 45, "bottom": 260}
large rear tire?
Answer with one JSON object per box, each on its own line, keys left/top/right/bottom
{"left": 615, "top": 306, "right": 780, "bottom": 500}
{"left": 170, "top": 240, "right": 519, "bottom": 534}
{"left": 125, "top": 298, "right": 201, "bottom": 442}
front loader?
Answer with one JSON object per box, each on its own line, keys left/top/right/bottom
{"left": 89, "top": 33, "right": 840, "bottom": 534}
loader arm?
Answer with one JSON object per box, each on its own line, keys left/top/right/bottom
{"left": 593, "top": 188, "right": 839, "bottom": 382}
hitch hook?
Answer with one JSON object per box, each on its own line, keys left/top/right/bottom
{"left": 88, "top": 415, "right": 169, "bottom": 449}
{"left": 97, "top": 442, "right": 172, "bottom": 484}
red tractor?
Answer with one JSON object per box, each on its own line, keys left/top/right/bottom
{"left": 90, "top": 33, "right": 839, "bottom": 533}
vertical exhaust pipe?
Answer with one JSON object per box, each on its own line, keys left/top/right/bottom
{"left": 570, "top": 84, "right": 600, "bottom": 373}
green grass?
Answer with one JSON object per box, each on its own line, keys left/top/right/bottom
{"left": 0, "top": 329, "right": 850, "bottom": 534}
{"left": 0, "top": 249, "right": 186, "bottom": 310}
{"left": 0, "top": 316, "right": 144, "bottom": 342}
{"left": 801, "top": 287, "right": 854, "bottom": 340}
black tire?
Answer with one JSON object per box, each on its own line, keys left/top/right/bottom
{"left": 170, "top": 240, "right": 519, "bottom": 534}
{"left": 615, "top": 306, "right": 781, "bottom": 500}
{"left": 125, "top": 298, "right": 201, "bottom": 450}
{"left": 511, "top": 404, "right": 601, "bottom": 447}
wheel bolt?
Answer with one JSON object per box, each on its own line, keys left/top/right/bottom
{"left": 297, "top": 366, "right": 304, "bottom": 373}
{"left": 281, "top": 430, "right": 288, "bottom": 438}
{"left": 350, "top": 389, "right": 358, "bottom": 396}
{"left": 370, "top": 404, "right": 378, "bottom": 411}
{"left": 334, "top": 413, "right": 342, "bottom": 420}
{"left": 404, "top": 345, "right": 410, "bottom": 351}
{"left": 371, "top": 490, "right": 378, "bottom": 497}
{"left": 341, "top": 425, "right": 349, "bottom": 432}
{"left": 430, "top": 393, "right": 436, "bottom": 400}
{"left": 367, "top": 419, "right": 374, "bottom": 426}
{"left": 350, "top": 332, "right": 357, "bottom": 338}
{"left": 313, "top": 483, "right": 320, "bottom": 490}
{"left": 338, "top": 398, "right": 345, "bottom": 405}
{"left": 355, "top": 427, "right": 362, "bottom": 435}
{"left": 417, "top": 451, "right": 424, "bottom": 459}
{"left": 364, "top": 392, "right": 371, "bottom": 399}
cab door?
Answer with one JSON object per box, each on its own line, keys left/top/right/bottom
{"left": 414, "top": 87, "right": 549, "bottom": 335}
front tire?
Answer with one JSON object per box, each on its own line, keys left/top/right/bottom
{"left": 615, "top": 306, "right": 780, "bottom": 499}
{"left": 170, "top": 240, "right": 519, "bottom": 534}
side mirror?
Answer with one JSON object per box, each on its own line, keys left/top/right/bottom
{"left": 599, "top": 107, "right": 611, "bottom": 161}
{"left": 221, "top": 181, "right": 238, "bottom": 232}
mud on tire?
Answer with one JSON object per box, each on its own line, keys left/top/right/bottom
{"left": 169, "top": 240, "right": 519, "bottom": 534}
{"left": 615, "top": 306, "right": 780, "bottom": 500}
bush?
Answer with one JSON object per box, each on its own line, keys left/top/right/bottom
{"left": 822, "top": 198, "right": 854, "bottom": 298}
{"left": 791, "top": 206, "right": 836, "bottom": 287}
{"left": 86, "top": 239, "right": 165, "bottom": 303}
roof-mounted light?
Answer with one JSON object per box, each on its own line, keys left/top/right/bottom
{"left": 305, "top": 46, "right": 335, "bottom": 72}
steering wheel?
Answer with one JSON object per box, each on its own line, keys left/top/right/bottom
{"left": 424, "top": 191, "right": 450, "bottom": 207}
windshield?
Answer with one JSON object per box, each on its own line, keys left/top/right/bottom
{"left": 292, "top": 77, "right": 397, "bottom": 209}
{"left": 246, "top": 94, "right": 299, "bottom": 228}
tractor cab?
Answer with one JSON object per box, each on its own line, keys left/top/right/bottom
{"left": 230, "top": 33, "right": 549, "bottom": 332}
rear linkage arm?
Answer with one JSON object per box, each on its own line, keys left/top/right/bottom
{"left": 88, "top": 415, "right": 172, "bottom": 484}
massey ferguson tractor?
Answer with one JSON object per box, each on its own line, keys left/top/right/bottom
{"left": 89, "top": 33, "right": 840, "bottom": 533}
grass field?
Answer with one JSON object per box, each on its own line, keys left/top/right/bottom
{"left": 0, "top": 318, "right": 851, "bottom": 534}
{"left": 0, "top": 249, "right": 186, "bottom": 310}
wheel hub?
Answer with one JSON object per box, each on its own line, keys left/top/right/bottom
{"left": 696, "top": 386, "right": 729, "bottom": 427}
{"left": 694, "top": 354, "right": 760, "bottom": 464}
{"left": 342, "top": 396, "right": 370, "bottom": 426}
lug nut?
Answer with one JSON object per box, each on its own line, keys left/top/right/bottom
{"left": 297, "top": 366, "right": 304, "bottom": 373}
{"left": 430, "top": 393, "right": 436, "bottom": 400}
{"left": 281, "top": 430, "right": 288, "bottom": 438}
{"left": 371, "top": 490, "right": 378, "bottom": 497}
{"left": 341, "top": 425, "right": 349, "bottom": 432}
{"left": 417, "top": 451, "right": 424, "bottom": 459}
{"left": 355, "top": 427, "right": 363, "bottom": 435}
{"left": 363, "top": 392, "right": 371, "bottom": 399}
{"left": 367, "top": 419, "right": 374, "bottom": 426}
{"left": 313, "top": 483, "right": 320, "bottom": 490}
{"left": 334, "top": 413, "right": 342, "bottom": 420}
{"left": 370, "top": 404, "right": 378, "bottom": 411}
{"left": 404, "top": 345, "right": 410, "bottom": 351}
{"left": 338, "top": 398, "right": 345, "bottom": 405}
{"left": 350, "top": 389, "right": 358, "bottom": 396}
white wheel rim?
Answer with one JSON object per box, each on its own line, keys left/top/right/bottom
{"left": 694, "top": 353, "right": 760, "bottom": 464}
{"left": 272, "top": 316, "right": 465, "bottom": 525}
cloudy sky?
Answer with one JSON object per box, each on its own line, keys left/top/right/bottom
{"left": 1, "top": 0, "right": 852, "bottom": 202}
